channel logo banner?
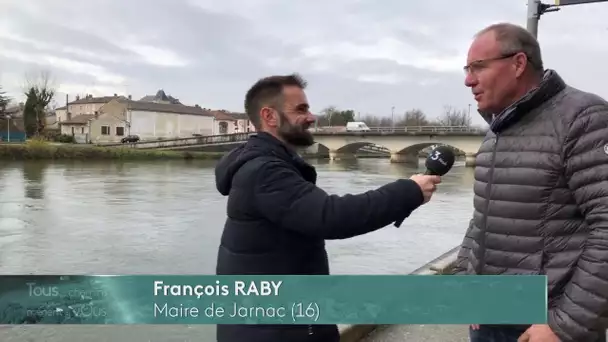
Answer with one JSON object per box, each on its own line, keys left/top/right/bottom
{"left": 0, "top": 275, "right": 547, "bottom": 325}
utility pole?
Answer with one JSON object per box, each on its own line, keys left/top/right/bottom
{"left": 526, "top": 0, "right": 560, "bottom": 38}
{"left": 527, "top": 0, "right": 541, "bottom": 38}
{"left": 526, "top": 0, "right": 608, "bottom": 38}
{"left": 391, "top": 106, "right": 395, "bottom": 132}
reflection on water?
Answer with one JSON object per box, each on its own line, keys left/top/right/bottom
{"left": 22, "top": 161, "right": 47, "bottom": 200}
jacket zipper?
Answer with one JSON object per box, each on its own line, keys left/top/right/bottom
{"left": 308, "top": 325, "right": 313, "bottom": 336}
{"left": 476, "top": 134, "right": 499, "bottom": 275}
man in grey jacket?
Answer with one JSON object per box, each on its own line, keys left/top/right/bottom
{"left": 454, "top": 22, "right": 608, "bottom": 342}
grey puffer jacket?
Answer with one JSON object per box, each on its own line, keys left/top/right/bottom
{"left": 453, "top": 70, "right": 608, "bottom": 342}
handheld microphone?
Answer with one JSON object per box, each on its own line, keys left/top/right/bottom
{"left": 394, "top": 145, "right": 456, "bottom": 228}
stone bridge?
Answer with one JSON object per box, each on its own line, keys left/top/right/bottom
{"left": 101, "top": 126, "right": 487, "bottom": 167}
{"left": 312, "top": 126, "right": 486, "bottom": 167}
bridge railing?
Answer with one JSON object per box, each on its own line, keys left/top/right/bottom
{"left": 100, "top": 132, "right": 254, "bottom": 149}
{"left": 370, "top": 126, "right": 484, "bottom": 133}
{"left": 311, "top": 126, "right": 487, "bottom": 134}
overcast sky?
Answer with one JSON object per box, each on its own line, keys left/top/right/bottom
{"left": 1, "top": 0, "right": 607, "bottom": 126}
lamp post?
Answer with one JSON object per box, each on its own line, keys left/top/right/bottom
{"left": 3, "top": 114, "right": 11, "bottom": 142}
{"left": 526, "top": 0, "right": 608, "bottom": 38}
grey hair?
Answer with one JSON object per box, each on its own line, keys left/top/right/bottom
{"left": 476, "top": 22, "right": 544, "bottom": 75}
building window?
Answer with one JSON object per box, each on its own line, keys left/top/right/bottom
{"left": 116, "top": 126, "right": 125, "bottom": 136}
{"left": 81, "top": 127, "right": 84, "bottom": 134}
{"left": 101, "top": 126, "right": 110, "bottom": 135}
{"left": 219, "top": 121, "right": 228, "bottom": 134}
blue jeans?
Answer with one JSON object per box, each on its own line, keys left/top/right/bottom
{"left": 469, "top": 325, "right": 607, "bottom": 342}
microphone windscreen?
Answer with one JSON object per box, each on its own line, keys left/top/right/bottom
{"left": 424, "top": 146, "right": 455, "bottom": 176}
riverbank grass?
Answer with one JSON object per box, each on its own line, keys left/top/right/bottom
{"left": 0, "top": 140, "right": 225, "bottom": 160}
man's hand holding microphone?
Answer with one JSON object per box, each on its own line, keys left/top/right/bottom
{"left": 413, "top": 145, "right": 455, "bottom": 202}
{"left": 393, "top": 145, "right": 455, "bottom": 228}
{"left": 410, "top": 174, "right": 442, "bottom": 203}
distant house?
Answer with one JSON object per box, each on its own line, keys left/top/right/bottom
{"left": 55, "top": 94, "right": 128, "bottom": 124}
{"left": 3, "top": 102, "right": 59, "bottom": 132}
{"left": 139, "top": 89, "right": 182, "bottom": 105}
{"left": 212, "top": 110, "right": 255, "bottom": 134}
{"left": 59, "top": 114, "right": 96, "bottom": 142}
{"left": 4, "top": 103, "right": 24, "bottom": 117}
{"left": 86, "top": 98, "right": 216, "bottom": 143}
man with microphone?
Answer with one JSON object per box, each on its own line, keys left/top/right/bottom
{"left": 213, "top": 73, "right": 442, "bottom": 342}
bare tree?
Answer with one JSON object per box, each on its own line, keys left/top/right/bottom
{"left": 22, "top": 69, "right": 56, "bottom": 137}
{"left": 397, "top": 109, "right": 429, "bottom": 127}
{"left": 438, "top": 105, "right": 472, "bottom": 127}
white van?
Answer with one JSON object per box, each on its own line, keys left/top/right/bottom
{"left": 345, "top": 121, "right": 371, "bottom": 132}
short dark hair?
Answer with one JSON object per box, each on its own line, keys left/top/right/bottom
{"left": 244, "top": 73, "right": 307, "bottom": 129}
{"left": 476, "top": 22, "right": 544, "bottom": 75}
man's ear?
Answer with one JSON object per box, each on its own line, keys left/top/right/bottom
{"left": 260, "top": 107, "right": 277, "bottom": 128}
{"left": 514, "top": 52, "right": 528, "bottom": 78}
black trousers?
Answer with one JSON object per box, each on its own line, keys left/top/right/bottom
{"left": 217, "top": 324, "right": 340, "bottom": 342}
{"left": 469, "top": 325, "right": 607, "bottom": 342}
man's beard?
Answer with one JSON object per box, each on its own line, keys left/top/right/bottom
{"left": 277, "top": 111, "right": 314, "bottom": 147}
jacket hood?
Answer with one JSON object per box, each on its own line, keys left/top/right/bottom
{"left": 214, "top": 143, "right": 249, "bottom": 196}
{"left": 214, "top": 132, "right": 305, "bottom": 196}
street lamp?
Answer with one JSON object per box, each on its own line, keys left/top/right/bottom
{"left": 391, "top": 106, "right": 395, "bottom": 132}
{"left": 2, "top": 114, "right": 11, "bottom": 142}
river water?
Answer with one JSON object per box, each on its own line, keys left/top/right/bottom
{"left": 0, "top": 157, "right": 475, "bottom": 341}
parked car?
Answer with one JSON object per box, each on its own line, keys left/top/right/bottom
{"left": 121, "top": 135, "right": 140, "bottom": 143}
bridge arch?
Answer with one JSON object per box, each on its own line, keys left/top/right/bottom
{"left": 304, "top": 142, "right": 391, "bottom": 158}
{"left": 396, "top": 142, "right": 465, "bottom": 156}
{"left": 335, "top": 142, "right": 390, "bottom": 154}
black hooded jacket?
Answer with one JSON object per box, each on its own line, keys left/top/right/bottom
{"left": 214, "top": 132, "right": 426, "bottom": 342}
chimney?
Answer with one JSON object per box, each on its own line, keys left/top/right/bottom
{"left": 76, "top": 95, "right": 80, "bottom": 101}
{"left": 128, "top": 94, "right": 132, "bottom": 100}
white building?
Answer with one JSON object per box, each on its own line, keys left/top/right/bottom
{"left": 212, "top": 110, "right": 255, "bottom": 134}
{"left": 86, "top": 98, "right": 216, "bottom": 143}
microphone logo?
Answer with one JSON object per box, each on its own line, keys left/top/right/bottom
{"left": 429, "top": 150, "right": 448, "bottom": 166}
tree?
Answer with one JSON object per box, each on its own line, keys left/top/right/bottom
{"left": 316, "top": 106, "right": 356, "bottom": 126}
{"left": 396, "top": 109, "right": 429, "bottom": 127}
{"left": 22, "top": 70, "right": 55, "bottom": 137}
{"left": 0, "top": 86, "right": 9, "bottom": 115}
{"left": 437, "top": 105, "right": 472, "bottom": 127}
